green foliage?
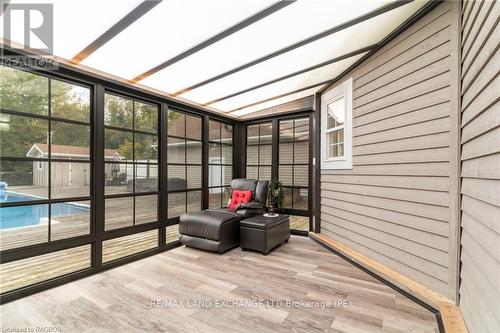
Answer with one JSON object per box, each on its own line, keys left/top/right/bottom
{"left": 0, "top": 65, "right": 89, "bottom": 163}
{"left": 0, "top": 66, "right": 48, "bottom": 115}
{"left": 103, "top": 95, "right": 160, "bottom": 161}
{"left": 104, "top": 94, "right": 133, "bottom": 128}
{"left": 0, "top": 115, "right": 47, "bottom": 159}
{"left": 1, "top": 67, "right": 48, "bottom": 164}
{"left": 1, "top": 66, "right": 160, "bottom": 165}
{"left": 106, "top": 134, "right": 158, "bottom": 160}
{"left": 268, "top": 178, "right": 284, "bottom": 209}
{"left": 135, "top": 102, "right": 157, "bottom": 133}
{"left": 117, "top": 139, "right": 134, "bottom": 160}
{"left": 135, "top": 133, "right": 157, "bottom": 160}
{"left": 51, "top": 121, "right": 89, "bottom": 148}
{"left": 51, "top": 79, "right": 90, "bottom": 122}
{"left": 167, "top": 110, "right": 182, "bottom": 128}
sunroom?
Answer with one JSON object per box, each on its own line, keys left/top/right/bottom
{"left": 0, "top": 0, "right": 498, "bottom": 332}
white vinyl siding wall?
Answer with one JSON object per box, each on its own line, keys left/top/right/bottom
{"left": 320, "top": 2, "right": 461, "bottom": 299}
{"left": 458, "top": 0, "right": 500, "bottom": 332}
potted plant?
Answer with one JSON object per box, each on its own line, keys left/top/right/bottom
{"left": 267, "top": 179, "right": 284, "bottom": 216}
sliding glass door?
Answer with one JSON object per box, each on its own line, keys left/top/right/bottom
{"left": 244, "top": 114, "right": 312, "bottom": 232}
{"left": 278, "top": 117, "right": 311, "bottom": 231}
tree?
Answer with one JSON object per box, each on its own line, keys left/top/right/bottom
{"left": 0, "top": 65, "right": 175, "bottom": 179}
{"left": 0, "top": 66, "right": 49, "bottom": 161}
{"left": 0, "top": 66, "right": 90, "bottom": 160}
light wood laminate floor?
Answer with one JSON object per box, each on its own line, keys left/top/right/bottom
{"left": 0, "top": 236, "right": 439, "bottom": 333}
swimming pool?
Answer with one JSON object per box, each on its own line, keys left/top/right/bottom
{"left": 0, "top": 193, "right": 90, "bottom": 230}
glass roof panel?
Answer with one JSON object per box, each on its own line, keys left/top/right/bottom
{"left": 82, "top": 0, "right": 276, "bottom": 79}
{"left": 233, "top": 86, "right": 323, "bottom": 118}
{"left": 1, "top": 0, "right": 430, "bottom": 118}
{"left": 210, "top": 52, "right": 366, "bottom": 112}
{"left": 140, "top": 0, "right": 400, "bottom": 93}
{"left": 179, "top": 0, "right": 427, "bottom": 105}
{"left": 0, "top": 0, "right": 142, "bottom": 60}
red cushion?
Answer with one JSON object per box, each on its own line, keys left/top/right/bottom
{"left": 229, "top": 190, "right": 253, "bottom": 210}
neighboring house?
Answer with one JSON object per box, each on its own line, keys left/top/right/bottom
{"left": 26, "top": 144, "right": 118, "bottom": 187}
{"left": 168, "top": 140, "right": 202, "bottom": 188}
{"left": 25, "top": 138, "right": 295, "bottom": 195}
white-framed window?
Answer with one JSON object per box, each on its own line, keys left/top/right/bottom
{"left": 321, "top": 78, "right": 353, "bottom": 169}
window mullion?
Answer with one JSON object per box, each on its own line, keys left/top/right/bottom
{"left": 48, "top": 77, "right": 52, "bottom": 242}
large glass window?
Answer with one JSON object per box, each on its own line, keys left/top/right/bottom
{"left": 104, "top": 93, "right": 159, "bottom": 231}
{"left": 246, "top": 122, "right": 272, "bottom": 181}
{"left": 279, "top": 117, "right": 310, "bottom": 231}
{"left": 0, "top": 65, "right": 91, "bottom": 250}
{"left": 0, "top": 65, "right": 240, "bottom": 299}
{"left": 167, "top": 109, "right": 202, "bottom": 219}
{"left": 208, "top": 120, "right": 233, "bottom": 208}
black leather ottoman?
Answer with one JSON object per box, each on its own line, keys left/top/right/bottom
{"left": 240, "top": 215, "right": 290, "bottom": 254}
{"left": 179, "top": 210, "right": 242, "bottom": 253}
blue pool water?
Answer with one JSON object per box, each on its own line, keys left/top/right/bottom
{"left": 0, "top": 193, "right": 89, "bottom": 230}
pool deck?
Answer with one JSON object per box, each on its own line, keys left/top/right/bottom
{"left": 1, "top": 186, "right": 309, "bottom": 249}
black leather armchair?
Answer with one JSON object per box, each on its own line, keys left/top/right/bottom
{"left": 179, "top": 179, "right": 269, "bottom": 253}
{"left": 230, "top": 178, "right": 269, "bottom": 218}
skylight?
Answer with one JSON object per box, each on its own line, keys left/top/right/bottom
{"left": 140, "top": 0, "right": 396, "bottom": 94}
{"left": 82, "top": 0, "right": 276, "bottom": 79}
{"left": 178, "top": 1, "right": 426, "bottom": 107}
{"left": 0, "top": 0, "right": 142, "bottom": 60}
{"left": 0, "top": 0, "right": 431, "bottom": 118}
{"left": 211, "top": 53, "right": 366, "bottom": 112}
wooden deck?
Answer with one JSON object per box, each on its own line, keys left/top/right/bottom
{"left": 1, "top": 236, "right": 439, "bottom": 332}
{"left": 290, "top": 215, "right": 309, "bottom": 231}
{"left": 0, "top": 198, "right": 161, "bottom": 251}
{"left": 1, "top": 186, "right": 177, "bottom": 251}
{"left": 0, "top": 226, "right": 180, "bottom": 294}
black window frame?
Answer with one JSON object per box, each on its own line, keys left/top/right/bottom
{"left": 0, "top": 55, "right": 238, "bottom": 304}
{"left": 245, "top": 121, "right": 273, "bottom": 181}
{"left": 0, "top": 50, "right": 316, "bottom": 305}
{"left": 278, "top": 117, "right": 310, "bottom": 211}
{"left": 102, "top": 91, "right": 160, "bottom": 235}
{"left": 208, "top": 118, "right": 233, "bottom": 208}
{"left": 0, "top": 65, "right": 93, "bottom": 248}
{"left": 243, "top": 113, "right": 313, "bottom": 234}
{"left": 166, "top": 108, "right": 203, "bottom": 223}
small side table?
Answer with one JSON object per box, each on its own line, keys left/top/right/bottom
{"left": 240, "top": 214, "right": 290, "bottom": 254}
